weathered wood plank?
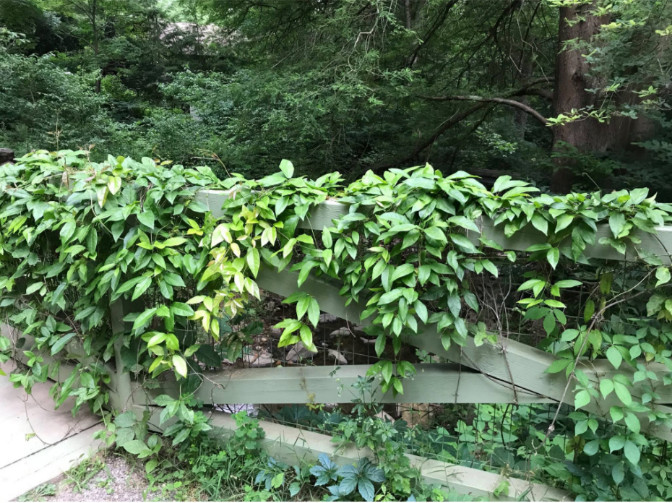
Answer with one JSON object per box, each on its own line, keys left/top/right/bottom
{"left": 136, "top": 405, "right": 569, "bottom": 501}
{"left": 131, "top": 364, "right": 553, "bottom": 406}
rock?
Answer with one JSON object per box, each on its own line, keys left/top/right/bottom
{"left": 286, "top": 342, "right": 318, "bottom": 362}
{"left": 319, "top": 313, "right": 339, "bottom": 323}
{"left": 375, "top": 410, "right": 394, "bottom": 422}
{"left": 243, "top": 350, "right": 274, "bottom": 367}
{"left": 327, "top": 349, "right": 348, "bottom": 365}
{"left": 269, "top": 327, "right": 282, "bottom": 337}
{"left": 329, "top": 327, "right": 351, "bottom": 338}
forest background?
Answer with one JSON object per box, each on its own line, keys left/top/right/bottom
{"left": 0, "top": 0, "right": 671, "bottom": 196}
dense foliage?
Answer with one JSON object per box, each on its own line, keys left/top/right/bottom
{"left": 1, "top": 0, "right": 671, "bottom": 192}
{"left": 3, "top": 150, "right": 672, "bottom": 500}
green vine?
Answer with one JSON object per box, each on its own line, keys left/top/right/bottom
{"left": 3, "top": 150, "right": 672, "bottom": 500}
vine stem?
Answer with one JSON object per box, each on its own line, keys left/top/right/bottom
{"left": 540, "top": 267, "right": 655, "bottom": 445}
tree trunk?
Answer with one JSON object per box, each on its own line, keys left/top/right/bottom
{"left": 550, "top": 3, "right": 643, "bottom": 192}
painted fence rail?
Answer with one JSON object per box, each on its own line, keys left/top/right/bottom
{"left": 5, "top": 186, "right": 672, "bottom": 500}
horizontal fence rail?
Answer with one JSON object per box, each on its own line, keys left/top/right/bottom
{"left": 192, "top": 190, "right": 672, "bottom": 443}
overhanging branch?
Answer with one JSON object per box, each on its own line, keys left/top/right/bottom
{"left": 421, "top": 95, "right": 548, "bottom": 125}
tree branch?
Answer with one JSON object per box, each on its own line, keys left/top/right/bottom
{"left": 407, "top": 0, "right": 459, "bottom": 67}
{"left": 421, "top": 95, "right": 548, "bottom": 125}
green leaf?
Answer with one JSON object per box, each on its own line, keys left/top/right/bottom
{"left": 123, "top": 440, "right": 149, "bottom": 455}
{"left": 162, "top": 237, "right": 187, "bottom": 248}
{"left": 574, "top": 390, "right": 591, "bottom": 409}
{"left": 172, "top": 355, "right": 188, "bottom": 378}
{"left": 609, "top": 212, "right": 626, "bottom": 238}
{"left": 609, "top": 435, "right": 625, "bottom": 452}
{"left": 555, "top": 280, "right": 582, "bottom": 289}
{"left": 171, "top": 302, "right": 194, "bottom": 317}
{"left": 555, "top": 214, "right": 574, "bottom": 233}
{"left": 375, "top": 334, "right": 385, "bottom": 357}
{"left": 51, "top": 332, "right": 76, "bottom": 355}
{"left": 279, "top": 159, "right": 294, "bottom": 178}
{"left": 655, "top": 266, "right": 671, "bottom": 287}
{"left": 614, "top": 381, "right": 632, "bottom": 406}
{"left": 600, "top": 379, "right": 614, "bottom": 399}
{"left": 246, "top": 248, "right": 260, "bottom": 277}
{"left": 307, "top": 298, "right": 320, "bottom": 328}
{"left": 531, "top": 214, "right": 548, "bottom": 235}
{"left": 546, "top": 247, "right": 560, "bottom": 269}
{"left": 133, "top": 307, "right": 157, "bottom": 332}
{"left": 449, "top": 234, "right": 478, "bottom": 253}
{"left": 424, "top": 226, "right": 447, "bottom": 244}
{"left": 606, "top": 346, "right": 622, "bottom": 369}
{"left": 60, "top": 220, "right": 76, "bottom": 242}
{"left": 138, "top": 210, "right": 155, "bottom": 229}
{"left": 132, "top": 276, "right": 152, "bottom": 301}
{"left": 546, "top": 359, "right": 570, "bottom": 374}
{"left": 379, "top": 289, "right": 403, "bottom": 305}
{"left": 25, "top": 282, "right": 43, "bottom": 295}
{"left": 381, "top": 360, "right": 393, "bottom": 383}
{"left": 612, "top": 463, "right": 624, "bottom": 485}
{"left": 583, "top": 439, "right": 599, "bottom": 456}
{"left": 624, "top": 412, "right": 641, "bottom": 434}
{"left": 624, "top": 440, "right": 640, "bottom": 466}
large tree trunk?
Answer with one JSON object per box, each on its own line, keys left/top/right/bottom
{"left": 550, "top": 4, "right": 633, "bottom": 193}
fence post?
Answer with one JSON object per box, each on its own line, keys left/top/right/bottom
{"left": 109, "top": 299, "right": 133, "bottom": 412}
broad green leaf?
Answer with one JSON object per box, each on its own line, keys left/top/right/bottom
{"left": 379, "top": 289, "right": 403, "bottom": 305}
{"left": 655, "top": 266, "right": 671, "bottom": 287}
{"left": 612, "top": 463, "right": 625, "bottom": 485}
{"left": 172, "top": 355, "right": 188, "bottom": 378}
{"left": 531, "top": 214, "right": 548, "bottom": 235}
{"left": 138, "top": 210, "right": 155, "bottom": 229}
{"left": 171, "top": 302, "right": 194, "bottom": 317}
{"left": 574, "top": 389, "right": 591, "bottom": 409}
{"left": 609, "top": 435, "right": 625, "bottom": 452}
{"left": 51, "top": 332, "right": 76, "bottom": 355}
{"left": 279, "top": 159, "right": 294, "bottom": 178}
{"left": 609, "top": 213, "right": 626, "bottom": 238}
{"left": 600, "top": 379, "right": 614, "bottom": 399}
{"left": 132, "top": 276, "right": 152, "bottom": 301}
{"left": 307, "top": 298, "right": 320, "bottom": 328}
{"left": 246, "top": 247, "right": 260, "bottom": 277}
{"left": 555, "top": 214, "right": 573, "bottom": 233}
{"left": 606, "top": 346, "right": 622, "bottom": 369}
{"left": 547, "top": 247, "right": 560, "bottom": 269}
{"left": 583, "top": 439, "right": 599, "bottom": 456}
{"left": 449, "top": 234, "right": 478, "bottom": 253}
{"left": 133, "top": 307, "right": 157, "bottom": 332}
{"left": 614, "top": 381, "right": 632, "bottom": 406}
{"left": 624, "top": 412, "right": 640, "bottom": 434}
{"left": 546, "top": 359, "right": 570, "bottom": 374}
{"left": 424, "top": 226, "right": 446, "bottom": 244}
{"left": 623, "top": 440, "right": 640, "bottom": 465}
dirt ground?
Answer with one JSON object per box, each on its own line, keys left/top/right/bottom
{"left": 17, "top": 452, "right": 156, "bottom": 502}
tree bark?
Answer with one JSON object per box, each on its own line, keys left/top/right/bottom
{"left": 550, "top": 3, "right": 634, "bottom": 193}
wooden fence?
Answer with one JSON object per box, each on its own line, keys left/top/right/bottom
{"left": 7, "top": 187, "right": 672, "bottom": 500}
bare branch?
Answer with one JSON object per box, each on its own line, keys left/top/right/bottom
{"left": 421, "top": 94, "right": 548, "bottom": 125}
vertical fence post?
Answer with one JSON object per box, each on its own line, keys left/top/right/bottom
{"left": 109, "top": 299, "right": 132, "bottom": 412}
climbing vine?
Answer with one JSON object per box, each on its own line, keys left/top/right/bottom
{"left": 2, "top": 150, "right": 672, "bottom": 500}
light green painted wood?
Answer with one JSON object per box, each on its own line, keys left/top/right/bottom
{"left": 136, "top": 405, "right": 569, "bottom": 501}
{"left": 110, "top": 300, "right": 133, "bottom": 412}
{"left": 195, "top": 190, "right": 672, "bottom": 262}
{"left": 131, "top": 363, "right": 553, "bottom": 406}
{"left": 253, "top": 268, "right": 672, "bottom": 441}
